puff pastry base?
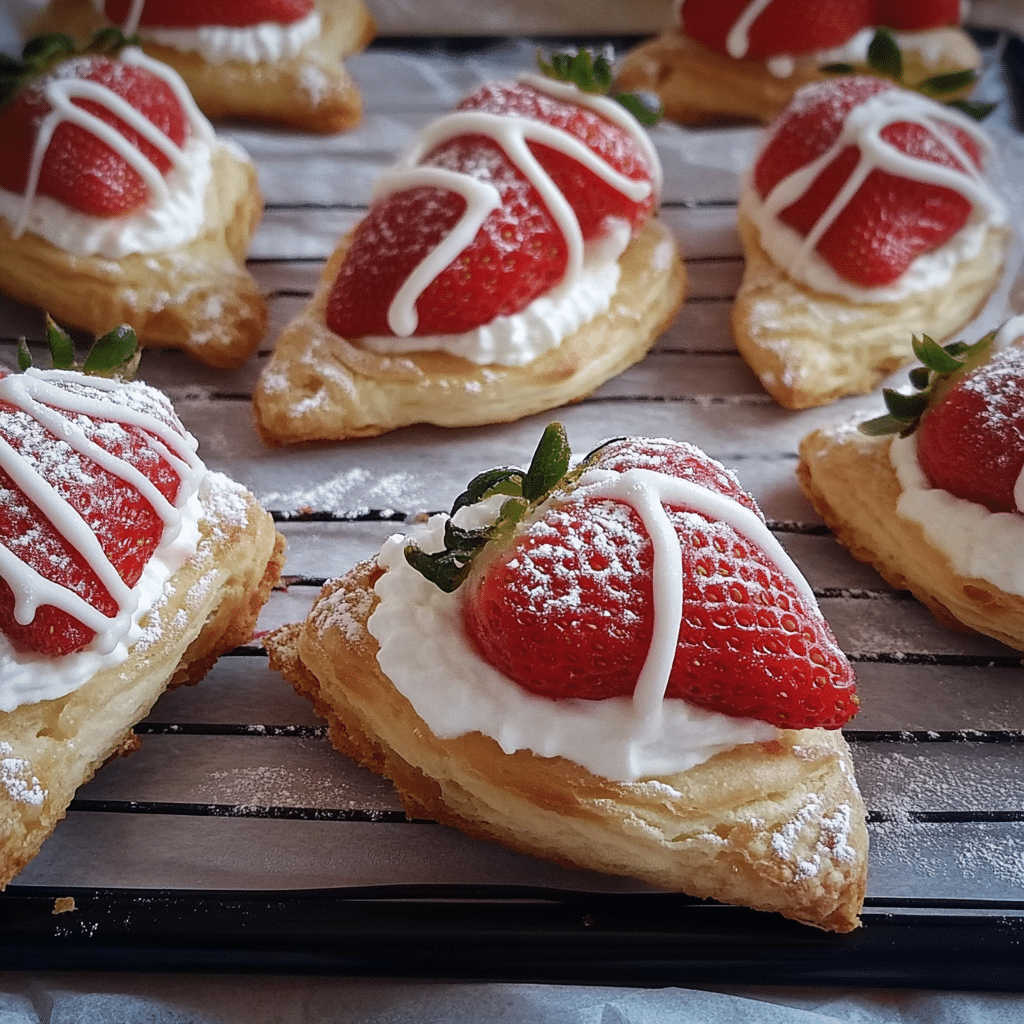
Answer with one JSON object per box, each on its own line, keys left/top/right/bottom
{"left": 0, "top": 145, "right": 266, "bottom": 369}
{"left": 614, "top": 28, "right": 980, "bottom": 126}
{"left": 798, "top": 423, "right": 1024, "bottom": 651}
{"left": 265, "top": 560, "right": 868, "bottom": 933}
{"left": 732, "top": 207, "right": 1007, "bottom": 409}
{"left": 0, "top": 474, "right": 286, "bottom": 889}
{"left": 253, "top": 218, "right": 687, "bottom": 445}
{"left": 33, "top": 0, "right": 375, "bottom": 133}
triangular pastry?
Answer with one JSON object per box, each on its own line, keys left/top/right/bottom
{"left": 731, "top": 74, "right": 1007, "bottom": 408}
{"left": 33, "top": 0, "right": 375, "bottom": 133}
{"left": 266, "top": 426, "right": 868, "bottom": 931}
{"left": 614, "top": 0, "right": 979, "bottom": 126}
{"left": 0, "top": 34, "right": 266, "bottom": 368}
{"left": 252, "top": 60, "right": 686, "bottom": 445}
{"left": 0, "top": 341, "right": 285, "bottom": 887}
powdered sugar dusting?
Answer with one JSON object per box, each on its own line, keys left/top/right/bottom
{"left": 770, "top": 795, "right": 856, "bottom": 879}
{"left": 0, "top": 742, "right": 46, "bottom": 807}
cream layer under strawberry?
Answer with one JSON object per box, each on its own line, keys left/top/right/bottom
{"left": 92, "top": 0, "right": 322, "bottom": 64}
{"left": 678, "top": 0, "right": 974, "bottom": 78}
{"left": 883, "top": 314, "right": 1024, "bottom": 596}
{"left": 744, "top": 86, "right": 1007, "bottom": 302}
{"left": 0, "top": 369, "right": 206, "bottom": 711}
{"left": 358, "top": 74, "right": 663, "bottom": 368}
{"left": 362, "top": 462, "right": 834, "bottom": 784}
{"left": 0, "top": 47, "right": 222, "bottom": 260}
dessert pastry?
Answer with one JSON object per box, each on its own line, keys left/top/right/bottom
{"left": 798, "top": 321, "right": 1024, "bottom": 650}
{"left": 267, "top": 425, "right": 868, "bottom": 932}
{"left": 0, "top": 324, "right": 286, "bottom": 888}
{"left": 32, "top": 0, "right": 375, "bottom": 133}
{"left": 0, "top": 32, "right": 266, "bottom": 369}
{"left": 732, "top": 74, "right": 1008, "bottom": 409}
{"left": 614, "top": 0, "right": 980, "bottom": 126}
{"left": 252, "top": 58, "right": 687, "bottom": 445}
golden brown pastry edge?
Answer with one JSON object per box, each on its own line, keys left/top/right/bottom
{"left": 266, "top": 560, "right": 868, "bottom": 933}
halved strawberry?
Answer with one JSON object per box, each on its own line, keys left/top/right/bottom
{"left": 325, "top": 60, "right": 657, "bottom": 339}
{"left": 681, "top": 0, "right": 873, "bottom": 59}
{"left": 680, "top": 0, "right": 959, "bottom": 58}
{"left": 0, "top": 324, "right": 197, "bottom": 657}
{"left": 861, "top": 332, "right": 1024, "bottom": 513}
{"left": 102, "top": 0, "right": 314, "bottom": 28}
{"left": 408, "top": 426, "right": 858, "bottom": 730}
{"left": 0, "top": 36, "right": 190, "bottom": 218}
{"left": 753, "top": 75, "right": 985, "bottom": 288}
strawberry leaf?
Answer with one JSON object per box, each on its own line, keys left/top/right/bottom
{"left": 866, "top": 29, "right": 904, "bottom": 83}
{"left": 947, "top": 98, "right": 997, "bottom": 122}
{"left": 537, "top": 48, "right": 662, "bottom": 127}
{"left": 83, "top": 323, "right": 139, "bottom": 375}
{"left": 16, "top": 338, "right": 32, "bottom": 371}
{"left": 522, "top": 421, "right": 571, "bottom": 501}
{"left": 917, "top": 68, "right": 978, "bottom": 98}
{"left": 858, "top": 331, "right": 995, "bottom": 436}
{"left": 45, "top": 314, "right": 76, "bottom": 369}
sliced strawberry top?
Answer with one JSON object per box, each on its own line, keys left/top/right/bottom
{"left": 103, "top": 0, "right": 315, "bottom": 28}
{"left": 916, "top": 346, "right": 1024, "bottom": 513}
{"left": 753, "top": 76, "right": 984, "bottom": 287}
{"left": 0, "top": 372, "right": 191, "bottom": 657}
{"left": 680, "top": 0, "right": 958, "bottom": 58}
{"left": 462, "top": 438, "right": 857, "bottom": 730}
{"left": 325, "top": 79, "right": 656, "bottom": 339}
{"left": 0, "top": 55, "right": 189, "bottom": 218}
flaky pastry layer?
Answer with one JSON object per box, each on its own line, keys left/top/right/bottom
{"left": 265, "top": 560, "right": 868, "bottom": 932}
{"left": 798, "top": 423, "right": 1024, "bottom": 651}
{"left": 614, "top": 29, "right": 980, "bottom": 127}
{"left": 34, "top": 0, "right": 375, "bottom": 133}
{"left": 0, "top": 145, "right": 267, "bottom": 368}
{"left": 252, "top": 218, "right": 687, "bottom": 445}
{"left": 732, "top": 208, "right": 1007, "bottom": 409}
{"left": 0, "top": 476, "right": 286, "bottom": 889}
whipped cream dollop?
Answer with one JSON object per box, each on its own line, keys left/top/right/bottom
{"left": 0, "top": 369, "right": 208, "bottom": 711}
{"left": 889, "top": 426, "right": 1024, "bottom": 598}
{"left": 0, "top": 47, "right": 220, "bottom": 259}
{"left": 359, "top": 73, "right": 661, "bottom": 366}
{"left": 368, "top": 464, "right": 803, "bottom": 784}
{"left": 747, "top": 85, "right": 1007, "bottom": 302}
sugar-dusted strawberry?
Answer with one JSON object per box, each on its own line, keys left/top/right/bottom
{"left": 681, "top": 0, "right": 873, "bottom": 59}
{"left": 325, "top": 53, "right": 659, "bottom": 339}
{"left": 0, "top": 321, "right": 201, "bottom": 657}
{"left": 0, "top": 33, "right": 190, "bottom": 218}
{"left": 861, "top": 332, "right": 1024, "bottom": 513}
{"left": 407, "top": 425, "right": 858, "bottom": 730}
{"left": 102, "top": 0, "right": 314, "bottom": 28}
{"left": 753, "top": 75, "right": 990, "bottom": 288}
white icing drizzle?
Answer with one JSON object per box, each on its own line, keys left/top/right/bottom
{"left": 373, "top": 74, "right": 659, "bottom": 337}
{"left": 725, "top": 0, "right": 774, "bottom": 58}
{"left": 0, "top": 369, "right": 206, "bottom": 662}
{"left": 753, "top": 85, "right": 1006, "bottom": 291}
{"left": 10, "top": 46, "right": 213, "bottom": 241}
{"left": 561, "top": 467, "right": 822, "bottom": 731}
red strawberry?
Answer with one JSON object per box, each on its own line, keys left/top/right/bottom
{"left": 0, "top": 363, "right": 193, "bottom": 658}
{"left": 753, "top": 76, "right": 984, "bottom": 288}
{"left": 681, "top": 0, "right": 873, "bottom": 59}
{"left": 426, "top": 430, "right": 858, "bottom": 731}
{"left": 325, "top": 75, "right": 656, "bottom": 339}
{"left": 874, "top": 0, "right": 961, "bottom": 31}
{"left": 862, "top": 333, "right": 1024, "bottom": 513}
{"left": 0, "top": 47, "right": 189, "bottom": 218}
{"left": 103, "top": 0, "right": 314, "bottom": 28}
{"left": 680, "top": 0, "right": 959, "bottom": 58}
